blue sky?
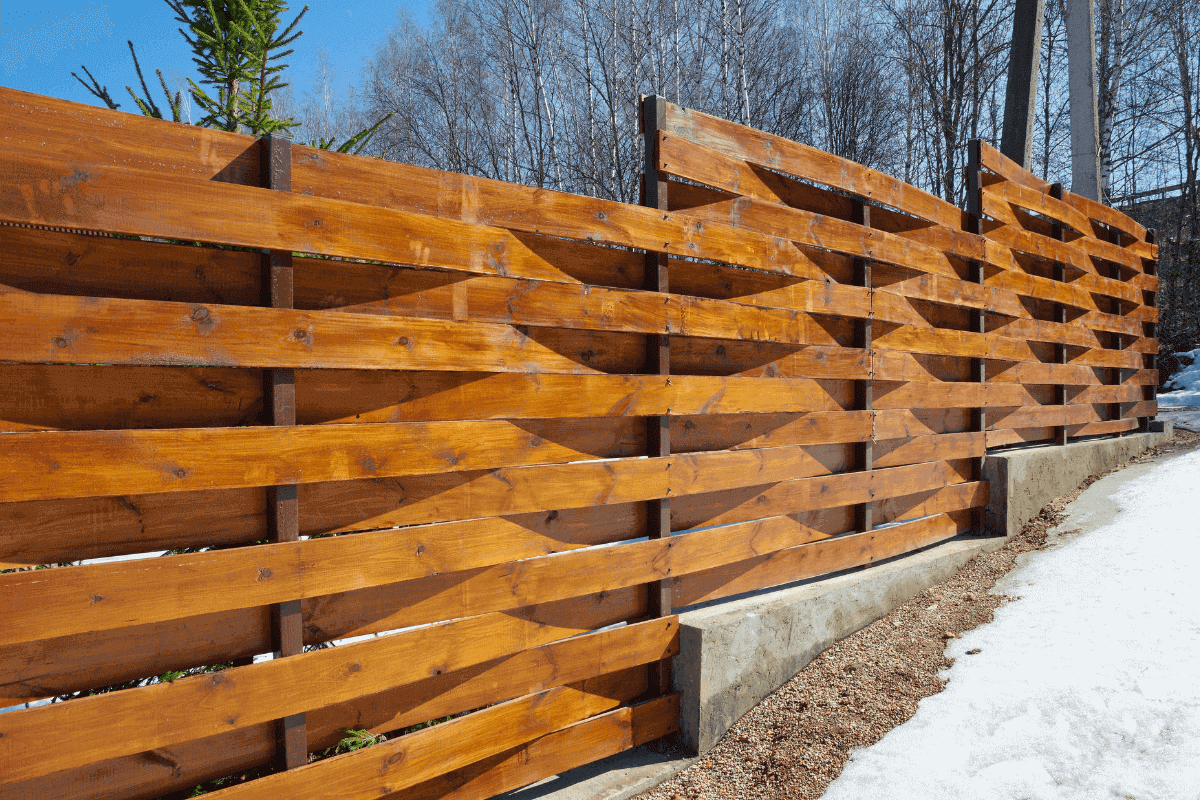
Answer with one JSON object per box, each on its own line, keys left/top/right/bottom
{"left": 0, "top": 1, "right": 432, "bottom": 113}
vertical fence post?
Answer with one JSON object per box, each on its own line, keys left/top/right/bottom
{"left": 1143, "top": 230, "right": 1157, "bottom": 432}
{"left": 260, "top": 132, "right": 307, "bottom": 771}
{"left": 1106, "top": 229, "right": 1127, "bottom": 433}
{"left": 1050, "top": 183, "right": 1070, "bottom": 446}
{"left": 640, "top": 95, "right": 672, "bottom": 696}
{"left": 966, "top": 141, "right": 988, "bottom": 533}
{"left": 851, "top": 199, "right": 873, "bottom": 534}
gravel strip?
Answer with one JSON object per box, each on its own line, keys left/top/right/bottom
{"left": 637, "top": 430, "right": 1200, "bottom": 800}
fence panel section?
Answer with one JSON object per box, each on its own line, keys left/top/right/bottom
{"left": 0, "top": 88, "right": 1156, "bottom": 800}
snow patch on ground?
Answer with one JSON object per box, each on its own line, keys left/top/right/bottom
{"left": 1160, "top": 348, "right": 1200, "bottom": 407}
{"left": 821, "top": 449, "right": 1200, "bottom": 800}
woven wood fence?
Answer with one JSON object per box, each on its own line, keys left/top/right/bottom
{"left": 0, "top": 88, "right": 1156, "bottom": 800}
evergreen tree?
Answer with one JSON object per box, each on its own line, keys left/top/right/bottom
{"left": 71, "top": 0, "right": 386, "bottom": 151}
{"left": 168, "top": 0, "right": 303, "bottom": 135}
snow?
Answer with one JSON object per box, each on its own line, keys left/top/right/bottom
{"left": 821, "top": 449, "right": 1200, "bottom": 800}
{"left": 1159, "top": 348, "right": 1200, "bottom": 407}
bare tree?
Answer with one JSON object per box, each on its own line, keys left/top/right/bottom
{"left": 882, "top": 0, "right": 1012, "bottom": 203}
{"left": 800, "top": 1, "right": 905, "bottom": 171}
{"left": 1033, "top": 0, "right": 1071, "bottom": 181}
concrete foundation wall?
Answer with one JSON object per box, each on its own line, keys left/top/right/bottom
{"left": 673, "top": 537, "right": 1002, "bottom": 753}
{"left": 983, "top": 425, "right": 1172, "bottom": 537}
{"left": 674, "top": 427, "right": 1171, "bottom": 756}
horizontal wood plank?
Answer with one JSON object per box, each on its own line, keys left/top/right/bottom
{"left": 980, "top": 176, "right": 1090, "bottom": 234}
{"left": 673, "top": 511, "right": 966, "bottom": 607}
{"left": 0, "top": 586, "right": 643, "bottom": 707}
{"left": 0, "top": 612, "right": 678, "bottom": 784}
{"left": 0, "top": 456, "right": 968, "bottom": 642}
{"left": 397, "top": 695, "right": 679, "bottom": 800}
{"left": 0, "top": 364, "right": 262, "bottom": 432}
{"left": 874, "top": 269, "right": 1028, "bottom": 319}
{"left": 1, "top": 153, "right": 815, "bottom": 286}
{"left": 1061, "top": 185, "right": 1149, "bottom": 241}
{"left": 203, "top": 679, "right": 656, "bottom": 800}
{"left": 295, "top": 371, "right": 847, "bottom": 424}
{"left": 0, "top": 291, "right": 624, "bottom": 374}
{"left": 658, "top": 134, "right": 991, "bottom": 276}
{"left": 0, "top": 86, "right": 260, "bottom": 184}
{"left": 977, "top": 140, "right": 1051, "bottom": 193}
{"left": 282, "top": 461, "right": 974, "bottom": 646}
{"left": 0, "top": 417, "right": 643, "bottom": 503}
{"left": 0, "top": 223, "right": 261, "bottom": 304}
{"left": 986, "top": 360, "right": 1101, "bottom": 386}
{"left": 661, "top": 102, "right": 962, "bottom": 230}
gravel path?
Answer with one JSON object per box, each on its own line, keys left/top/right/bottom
{"left": 635, "top": 430, "right": 1200, "bottom": 800}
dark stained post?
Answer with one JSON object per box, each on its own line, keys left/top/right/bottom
{"left": 851, "top": 199, "right": 873, "bottom": 534}
{"left": 1001, "top": 0, "right": 1046, "bottom": 168}
{"left": 1107, "top": 229, "right": 1125, "bottom": 433}
{"left": 1050, "top": 183, "right": 1070, "bottom": 446}
{"left": 260, "top": 132, "right": 306, "bottom": 771}
{"left": 1143, "top": 230, "right": 1158, "bottom": 432}
{"left": 966, "top": 141, "right": 988, "bottom": 533}
{"left": 640, "top": 95, "right": 673, "bottom": 695}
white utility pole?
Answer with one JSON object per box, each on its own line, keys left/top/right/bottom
{"left": 1065, "top": 0, "right": 1101, "bottom": 200}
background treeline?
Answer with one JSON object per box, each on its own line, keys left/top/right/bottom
{"left": 277, "top": 0, "right": 1198, "bottom": 376}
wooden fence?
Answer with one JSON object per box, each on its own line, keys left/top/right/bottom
{"left": 0, "top": 88, "right": 1156, "bottom": 799}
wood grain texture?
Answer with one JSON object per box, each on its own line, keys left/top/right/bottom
{"left": 0, "top": 612, "right": 677, "bottom": 784}
{"left": 0, "top": 587, "right": 644, "bottom": 707}
{"left": 986, "top": 360, "right": 1101, "bottom": 386}
{"left": 0, "top": 510, "right": 638, "bottom": 643}
{"left": 288, "top": 144, "right": 824, "bottom": 282}
{"left": 661, "top": 102, "right": 962, "bottom": 229}
{"left": 673, "top": 511, "right": 966, "bottom": 607}
{"left": 0, "top": 291, "right": 624, "bottom": 373}
{"left": 1060, "top": 186, "right": 1149, "bottom": 241}
{"left": 283, "top": 461, "right": 974, "bottom": 649}
{"left": 0, "top": 668, "right": 660, "bottom": 800}
{"left": 202, "top": 679, "right": 667, "bottom": 800}
{"left": 984, "top": 416, "right": 1139, "bottom": 447}
{"left": 300, "top": 262, "right": 834, "bottom": 345}
{"left": 1, "top": 153, "right": 814, "bottom": 287}
{"left": 0, "top": 86, "right": 260, "bottom": 183}
{"left": 294, "top": 372, "right": 846, "bottom": 424}
{"left": 0, "top": 364, "right": 262, "bottom": 432}
{"left": 981, "top": 214, "right": 1096, "bottom": 276}
{"left": 977, "top": 140, "right": 1052, "bottom": 193}
{"left": 0, "top": 417, "right": 643, "bottom": 503}
{"left": 979, "top": 176, "right": 1090, "bottom": 234}
{"left": 0, "top": 89, "right": 1160, "bottom": 800}
{"left": 395, "top": 695, "right": 679, "bottom": 800}
{"left": 874, "top": 270, "right": 1028, "bottom": 319}
{"left": 0, "top": 224, "right": 260, "bottom": 304}
{"left": 657, "top": 134, "right": 984, "bottom": 277}
{"left": 0, "top": 486, "right": 265, "bottom": 569}
{"left": 1071, "top": 231, "right": 1146, "bottom": 273}
{"left": 0, "top": 455, "right": 966, "bottom": 643}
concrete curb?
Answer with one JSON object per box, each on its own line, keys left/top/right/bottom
{"left": 510, "top": 428, "right": 1171, "bottom": 799}
{"left": 983, "top": 425, "right": 1172, "bottom": 537}
{"left": 671, "top": 534, "right": 1003, "bottom": 754}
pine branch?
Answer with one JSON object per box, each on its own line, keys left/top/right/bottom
{"left": 125, "top": 41, "right": 163, "bottom": 118}
{"left": 72, "top": 65, "right": 120, "bottom": 110}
